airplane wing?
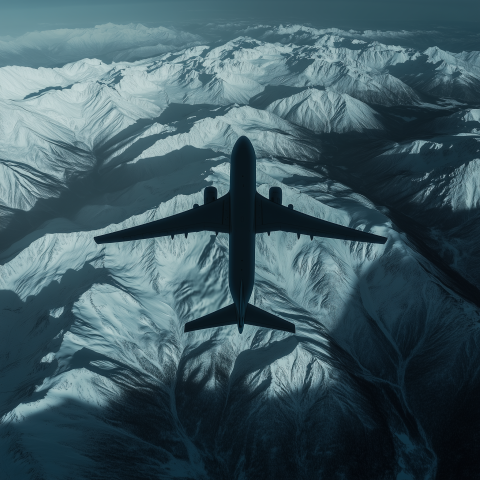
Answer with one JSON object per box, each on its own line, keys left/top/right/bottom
{"left": 255, "top": 192, "right": 387, "bottom": 244}
{"left": 95, "top": 193, "right": 230, "bottom": 244}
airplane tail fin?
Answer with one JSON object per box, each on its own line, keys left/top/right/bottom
{"left": 245, "top": 304, "right": 295, "bottom": 333}
{"left": 184, "top": 304, "right": 237, "bottom": 332}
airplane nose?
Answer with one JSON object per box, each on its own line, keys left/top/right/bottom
{"left": 233, "top": 135, "right": 253, "bottom": 151}
{"left": 232, "top": 136, "right": 255, "bottom": 161}
{"left": 235, "top": 135, "right": 249, "bottom": 145}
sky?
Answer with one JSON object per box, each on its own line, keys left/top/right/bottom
{"left": 1, "top": 0, "right": 479, "bottom": 37}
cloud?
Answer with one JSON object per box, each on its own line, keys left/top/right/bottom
{"left": 0, "top": 23, "right": 204, "bottom": 68}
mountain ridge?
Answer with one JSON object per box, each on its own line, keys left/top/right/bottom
{"left": 1, "top": 23, "right": 479, "bottom": 480}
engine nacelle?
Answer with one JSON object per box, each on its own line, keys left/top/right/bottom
{"left": 204, "top": 186, "right": 217, "bottom": 204}
{"left": 269, "top": 187, "right": 282, "bottom": 205}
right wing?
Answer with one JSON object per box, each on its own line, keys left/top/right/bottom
{"left": 255, "top": 192, "right": 387, "bottom": 244}
{"left": 95, "top": 193, "right": 230, "bottom": 244}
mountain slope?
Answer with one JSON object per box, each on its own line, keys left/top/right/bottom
{"left": 0, "top": 24, "right": 480, "bottom": 480}
{"left": 266, "top": 88, "right": 384, "bottom": 133}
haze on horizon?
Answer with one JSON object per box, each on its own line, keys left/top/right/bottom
{"left": 1, "top": 0, "right": 479, "bottom": 38}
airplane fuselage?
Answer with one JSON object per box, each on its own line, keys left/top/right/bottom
{"left": 229, "top": 136, "right": 256, "bottom": 333}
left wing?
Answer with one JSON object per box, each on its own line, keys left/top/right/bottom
{"left": 95, "top": 193, "right": 230, "bottom": 244}
{"left": 255, "top": 192, "right": 387, "bottom": 244}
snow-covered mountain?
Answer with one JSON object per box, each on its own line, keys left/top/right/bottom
{"left": 431, "top": 107, "right": 480, "bottom": 134}
{"left": 1, "top": 23, "right": 479, "bottom": 480}
{"left": 265, "top": 88, "right": 384, "bottom": 133}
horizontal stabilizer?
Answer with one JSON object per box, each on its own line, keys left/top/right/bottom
{"left": 184, "top": 304, "right": 237, "bottom": 332}
{"left": 245, "top": 304, "right": 295, "bottom": 333}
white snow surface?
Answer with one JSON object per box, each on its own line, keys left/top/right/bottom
{"left": 266, "top": 88, "right": 384, "bottom": 133}
{"left": 432, "top": 108, "right": 480, "bottom": 134}
{"left": 0, "top": 24, "right": 479, "bottom": 480}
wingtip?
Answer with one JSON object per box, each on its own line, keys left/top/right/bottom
{"left": 94, "top": 235, "right": 109, "bottom": 245}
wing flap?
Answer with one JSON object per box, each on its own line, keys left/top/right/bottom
{"left": 255, "top": 192, "right": 386, "bottom": 244}
{"left": 184, "top": 304, "right": 237, "bottom": 332}
{"left": 95, "top": 193, "right": 230, "bottom": 244}
{"left": 245, "top": 304, "right": 295, "bottom": 333}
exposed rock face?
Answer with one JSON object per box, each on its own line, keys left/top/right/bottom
{"left": 1, "top": 23, "right": 479, "bottom": 480}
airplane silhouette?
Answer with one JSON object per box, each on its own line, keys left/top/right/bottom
{"left": 94, "top": 136, "right": 387, "bottom": 334}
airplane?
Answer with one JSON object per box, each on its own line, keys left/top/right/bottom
{"left": 94, "top": 136, "right": 387, "bottom": 334}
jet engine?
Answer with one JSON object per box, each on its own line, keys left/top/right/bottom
{"left": 204, "top": 186, "right": 217, "bottom": 204}
{"left": 269, "top": 186, "right": 282, "bottom": 205}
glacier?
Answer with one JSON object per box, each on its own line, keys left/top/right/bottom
{"left": 1, "top": 23, "right": 480, "bottom": 480}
